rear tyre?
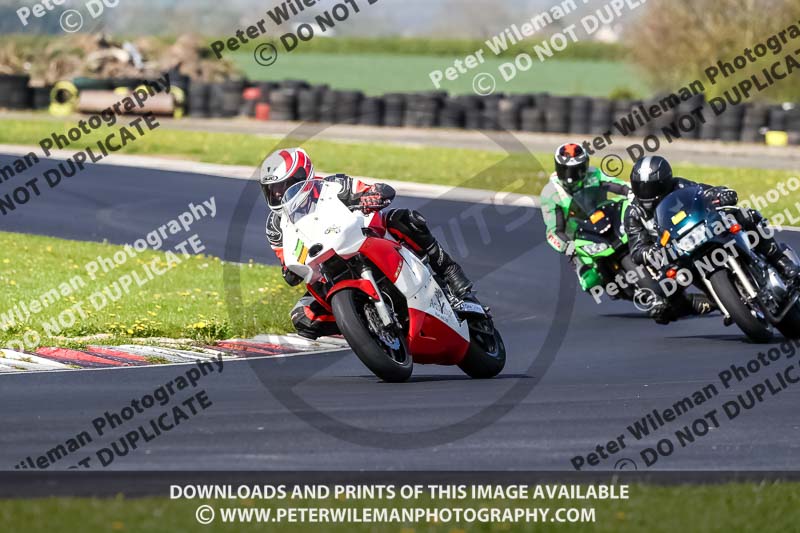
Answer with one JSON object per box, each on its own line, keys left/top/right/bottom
{"left": 331, "top": 289, "right": 412, "bottom": 382}
{"left": 458, "top": 319, "right": 506, "bottom": 379}
{"left": 776, "top": 300, "right": 800, "bottom": 339}
{"left": 709, "top": 269, "right": 773, "bottom": 343}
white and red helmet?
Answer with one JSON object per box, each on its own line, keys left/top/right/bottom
{"left": 260, "top": 147, "right": 315, "bottom": 211}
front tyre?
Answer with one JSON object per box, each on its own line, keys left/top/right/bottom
{"left": 709, "top": 269, "right": 773, "bottom": 343}
{"left": 458, "top": 319, "right": 506, "bottom": 379}
{"left": 330, "top": 289, "right": 413, "bottom": 382}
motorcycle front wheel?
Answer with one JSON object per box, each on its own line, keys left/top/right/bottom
{"left": 709, "top": 269, "right": 773, "bottom": 343}
{"left": 331, "top": 289, "right": 413, "bottom": 383}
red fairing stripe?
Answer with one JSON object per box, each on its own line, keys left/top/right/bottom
{"left": 358, "top": 237, "right": 404, "bottom": 283}
{"left": 307, "top": 284, "right": 333, "bottom": 313}
{"left": 406, "top": 309, "right": 469, "bottom": 365}
{"left": 327, "top": 279, "right": 380, "bottom": 301}
{"left": 368, "top": 212, "right": 387, "bottom": 236}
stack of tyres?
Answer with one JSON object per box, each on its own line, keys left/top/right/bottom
{"left": 545, "top": 96, "right": 571, "bottom": 133}
{"left": 479, "top": 95, "right": 502, "bottom": 130}
{"left": 404, "top": 93, "right": 442, "bottom": 128}
{"left": 297, "top": 87, "right": 323, "bottom": 122}
{"left": 497, "top": 95, "right": 531, "bottom": 131}
{"left": 716, "top": 104, "right": 744, "bottom": 141}
{"left": 240, "top": 85, "right": 261, "bottom": 117}
{"left": 439, "top": 96, "right": 466, "bottom": 129}
{"left": 0, "top": 75, "right": 31, "bottom": 109}
{"left": 31, "top": 86, "right": 53, "bottom": 110}
{"left": 676, "top": 93, "right": 705, "bottom": 139}
{"left": 209, "top": 80, "right": 245, "bottom": 117}
{"left": 187, "top": 82, "right": 210, "bottom": 117}
{"left": 358, "top": 96, "right": 384, "bottom": 126}
{"left": 336, "top": 90, "right": 363, "bottom": 124}
{"left": 279, "top": 79, "right": 310, "bottom": 91}
{"left": 270, "top": 88, "right": 298, "bottom": 121}
{"left": 786, "top": 108, "right": 800, "bottom": 145}
{"left": 699, "top": 100, "right": 721, "bottom": 140}
{"left": 589, "top": 98, "right": 613, "bottom": 135}
{"left": 767, "top": 106, "right": 787, "bottom": 132}
{"left": 520, "top": 106, "right": 546, "bottom": 132}
{"left": 644, "top": 96, "right": 676, "bottom": 136}
{"left": 382, "top": 93, "right": 406, "bottom": 127}
{"left": 740, "top": 104, "right": 769, "bottom": 143}
{"left": 318, "top": 90, "right": 338, "bottom": 123}
{"left": 463, "top": 98, "right": 484, "bottom": 130}
{"left": 568, "top": 96, "right": 592, "bottom": 135}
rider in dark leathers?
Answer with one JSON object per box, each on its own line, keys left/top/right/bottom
{"left": 625, "top": 155, "right": 800, "bottom": 324}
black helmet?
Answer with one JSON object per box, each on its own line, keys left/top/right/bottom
{"left": 554, "top": 143, "right": 589, "bottom": 194}
{"left": 630, "top": 156, "right": 674, "bottom": 211}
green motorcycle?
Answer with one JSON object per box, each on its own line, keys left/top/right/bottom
{"left": 569, "top": 189, "right": 657, "bottom": 302}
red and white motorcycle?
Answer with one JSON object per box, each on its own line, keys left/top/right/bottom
{"left": 280, "top": 179, "right": 506, "bottom": 382}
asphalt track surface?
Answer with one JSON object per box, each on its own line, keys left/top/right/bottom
{"left": 2, "top": 153, "right": 800, "bottom": 472}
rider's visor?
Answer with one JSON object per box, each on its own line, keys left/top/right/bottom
{"left": 266, "top": 169, "right": 309, "bottom": 209}
{"left": 632, "top": 179, "right": 670, "bottom": 203}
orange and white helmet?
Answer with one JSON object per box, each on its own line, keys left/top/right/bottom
{"left": 259, "top": 147, "right": 315, "bottom": 211}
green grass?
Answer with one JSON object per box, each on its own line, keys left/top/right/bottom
{"left": 1, "top": 117, "right": 797, "bottom": 219}
{"left": 232, "top": 52, "right": 645, "bottom": 97}
{"left": 235, "top": 37, "right": 629, "bottom": 60}
{"left": 1, "top": 482, "right": 800, "bottom": 532}
{"left": 0, "top": 231, "right": 301, "bottom": 350}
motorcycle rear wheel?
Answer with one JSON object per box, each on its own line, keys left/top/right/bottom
{"left": 709, "top": 269, "right": 773, "bottom": 343}
{"left": 458, "top": 318, "right": 506, "bottom": 379}
{"left": 331, "top": 289, "right": 413, "bottom": 383}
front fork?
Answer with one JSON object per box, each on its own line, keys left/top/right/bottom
{"left": 360, "top": 265, "right": 394, "bottom": 327}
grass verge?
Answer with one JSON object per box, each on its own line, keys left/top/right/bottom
{"left": 1, "top": 482, "right": 800, "bottom": 532}
{"left": 0, "top": 231, "right": 301, "bottom": 350}
{"left": 0, "top": 117, "right": 797, "bottom": 220}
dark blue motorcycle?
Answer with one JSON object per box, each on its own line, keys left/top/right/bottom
{"left": 654, "top": 185, "right": 800, "bottom": 343}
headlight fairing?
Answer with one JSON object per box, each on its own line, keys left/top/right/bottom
{"left": 676, "top": 222, "right": 709, "bottom": 254}
{"left": 582, "top": 242, "right": 610, "bottom": 255}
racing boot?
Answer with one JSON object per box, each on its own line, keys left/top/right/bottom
{"left": 426, "top": 242, "right": 473, "bottom": 299}
{"left": 689, "top": 294, "right": 717, "bottom": 316}
{"left": 764, "top": 242, "right": 800, "bottom": 281}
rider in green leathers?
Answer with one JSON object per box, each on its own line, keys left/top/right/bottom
{"left": 540, "top": 143, "right": 630, "bottom": 291}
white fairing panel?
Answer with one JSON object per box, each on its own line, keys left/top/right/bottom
{"left": 281, "top": 181, "right": 367, "bottom": 284}
{"left": 395, "top": 248, "right": 470, "bottom": 342}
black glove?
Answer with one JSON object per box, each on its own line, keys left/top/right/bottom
{"left": 359, "top": 184, "right": 393, "bottom": 213}
{"left": 282, "top": 267, "right": 303, "bottom": 287}
{"left": 706, "top": 188, "right": 738, "bottom": 207}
